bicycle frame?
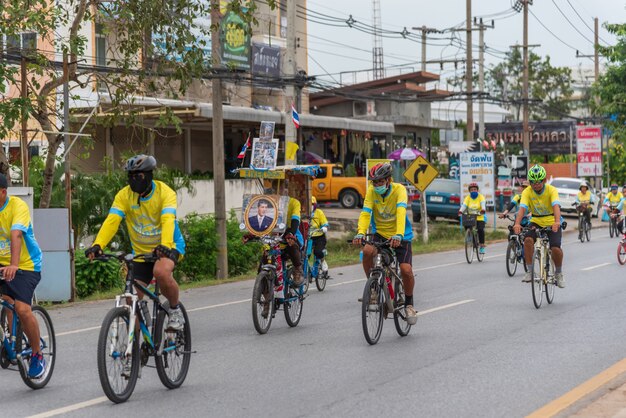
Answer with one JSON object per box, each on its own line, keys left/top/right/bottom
{"left": 256, "top": 236, "right": 302, "bottom": 302}
{"left": 371, "top": 247, "right": 402, "bottom": 316}
{"left": 534, "top": 231, "right": 552, "bottom": 285}
{"left": 0, "top": 300, "right": 33, "bottom": 362}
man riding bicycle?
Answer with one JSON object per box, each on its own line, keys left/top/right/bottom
{"left": 0, "top": 174, "right": 45, "bottom": 378}
{"left": 458, "top": 182, "right": 487, "bottom": 254}
{"left": 514, "top": 164, "right": 565, "bottom": 288}
{"left": 575, "top": 182, "right": 595, "bottom": 226}
{"left": 352, "top": 162, "right": 417, "bottom": 325}
{"left": 85, "top": 155, "right": 186, "bottom": 332}
{"left": 310, "top": 196, "right": 329, "bottom": 274}
{"left": 604, "top": 184, "right": 622, "bottom": 220}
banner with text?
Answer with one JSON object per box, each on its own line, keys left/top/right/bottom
{"left": 576, "top": 125, "right": 602, "bottom": 177}
{"left": 460, "top": 152, "right": 495, "bottom": 206}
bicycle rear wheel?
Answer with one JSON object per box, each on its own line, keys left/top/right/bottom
{"left": 252, "top": 271, "right": 274, "bottom": 334}
{"left": 617, "top": 241, "right": 626, "bottom": 265}
{"left": 16, "top": 306, "right": 56, "bottom": 389}
{"left": 464, "top": 229, "right": 474, "bottom": 264}
{"left": 97, "top": 307, "right": 139, "bottom": 403}
{"left": 284, "top": 285, "right": 303, "bottom": 327}
{"left": 155, "top": 301, "right": 191, "bottom": 389}
{"left": 315, "top": 269, "right": 328, "bottom": 291}
{"left": 530, "top": 248, "right": 543, "bottom": 309}
{"left": 505, "top": 240, "right": 517, "bottom": 277}
{"left": 545, "top": 258, "right": 556, "bottom": 304}
{"left": 610, "top": 219, "right": 616, "bottom": 238}
{"left": 393, "top": 279, "right": 411, "bottom": 337}
{"left": 362, "top": 271, "right": 384, "bottom": 345}
{"left": 475, "top": 232, "right": 484, "bottom": 262}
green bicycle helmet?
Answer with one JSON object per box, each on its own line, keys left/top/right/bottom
{"left": 527, "top": 164, "right": 547, "bottom": 183}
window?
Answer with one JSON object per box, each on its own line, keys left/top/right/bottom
{"left": 4, "top": 32, "right": 37, "bottom": 56}
{"left": 95, "top": 24, "right": 106, "bottom": 67}
{"left": 332, "top": 167, "right": 343, "bottom": 177}
{"left": 316, "top": 168, "right": 327, "bottom": 179}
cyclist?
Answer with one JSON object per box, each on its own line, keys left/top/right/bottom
{"left": 85, "top": 155, "right": 186, "bottom": 331}
{"left": 0, "top": 174, "right": 45, "bottom": 378}
{"left": 352, "top": 162, "right": 417, "bottom": 325}
{"left": 604, "top": 184, "right": 622, "bottom": 221}
{"left": 622, "top": 185, "right": 626, "bottom": 200}
{"left": 310, "top": 196, "right": 329, "bottom": 275}
{"left": 575, "top": 181, "right": 595, "bottom": 227}
{"left": 513, "top": 164, "right": 565, "bottom": 288}
{"left": 458, "top": 183, "right": 487, "bottom": 254}
{"left": 499, "top": 180, "right": 530, "bottom": 219}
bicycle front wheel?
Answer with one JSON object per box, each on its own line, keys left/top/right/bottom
{"left": 284, "top": 285, "right": 303, "bottom": 327}
{"left": 252, "top": 271, "right": 274, "bottom": 334}
{"left": 618, "top": 241, "right": 626, "bottom": 265}
{"left": 610, "top": 219, "right": 616, "bottom": 238}
{"left": 464, "top": 229, "right": 474, "bottom": 264}
{"left": 362, "top": 271, "right": 384, "bottom": 345}
{"left": 578, "top": 218, "right": 584, "bottom": 243}
{"left": 97, "top": 307, "right": 140, "bottom": 403}
{"left": 530, "top": 248, "right": 543, "bottom": 309}
{"left": 155, "top": 302, "right": 191, "bottom": 389}
{"left": 393, "top": 279, "right": 411, "bottom": 337}
{"left": 476, "top": 232, "right": 484, "bottom": 262}
{"left": 585, "top": 220, "right": 591, "bottom": 242}
{"left": 315, "top": 269, "right": 327, "bottom": 291}
{"left": 16, "top": 306, "right": 56, "bottom": 389}
{"left": 505, "top": 240, "right": 517, "bottom": 277}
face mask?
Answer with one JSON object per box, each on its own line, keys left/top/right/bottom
{"left": 470, "top": 191, "right": 479, "bottom": 199}
{"left": 374, "top": 185, "right": 388, "bottom": 195}
{"left": 129, "top": 171, "right": 153, "bottom": 195}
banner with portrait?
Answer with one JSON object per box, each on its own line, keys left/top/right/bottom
{"left": 251, "top": 138, "right": 278, "bottom": 169}
{"left": 240, "top": 194, "right": 289, "bottom": 236}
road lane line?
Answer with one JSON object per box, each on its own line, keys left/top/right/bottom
{"left": 187, "top": 298, "right": 251, "bottom": 312}
{"left": 56, "top": 326, "right": 101, "bottom": 337}
{"left": 418, "top": 299, "right": 475, "bottom": 316}
{"left": 526, "top": 357, "right": 626, "bottom": 418}
{"left": 581, "top": 262, "right": 612, "bottom": 271}
{"left": 413, "top": 253, "right": 505, "bottom": 273}
{"left": 327, "top": 278, "right": 365, "bottom": 287}
{"left": 27, "top": 396, "right": 108, "bottom": 418}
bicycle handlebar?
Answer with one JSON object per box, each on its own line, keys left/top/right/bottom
{"left": 347, "top": 234, "right": 392, "bottom": 249}
{"left": 94, "top": 252, "right": 159, "bottom": 264}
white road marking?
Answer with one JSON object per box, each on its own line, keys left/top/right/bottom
{"left": 56, "top": 326, "right": 101, "bottom": 337}
{"left": 27, "top": 397, "right": 108, "bottom": 418}
{"left": 581, "top": 262, "right": 612, "bottom": 271}
{"left": 327, "top": 278, "right": 365, "bottom": 287}
{"left": 187, "top": 298, "right": 251, "bottom": 312}
{"left": 418, "top": 299, "right": 475, "bottom": 315}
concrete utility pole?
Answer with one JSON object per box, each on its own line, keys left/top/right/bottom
{"left": 284, "top": 0, "right": 298, "bottom": 164}
{"left": 475, "top": 18, "right": 494, "bottom": 144}
{"left": 20, "top": 57, "right": 28, "bottom": 186}
{"left": 211, "top": 0, "right": 228, "bottom": 279}
{"left": 63, "top": 52, "right": 75, "bottom": 299}
{"left": 522, "top": 0, "right": 530, "bottom": 157}
{"left": 466, "top": 0, "right": 474, "bottom": 143}
{"left": 411, "top": 26, "right": 442, "bottom": 72}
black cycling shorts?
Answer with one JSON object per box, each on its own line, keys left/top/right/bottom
{"left": 373, "top": 233, "right": 413, "bottom": 266}
{"left": 132, "top": 261, "right": 155, "bottom": 283}
{"left": 1, "top": 269, "right": 41, "bottom": 305}
{"left": 525, "top": 223, "right": 562, "bottom": 248}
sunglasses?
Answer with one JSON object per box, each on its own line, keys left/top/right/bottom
{"left": 529, "top": 180, "right": 543, "bottom": 185}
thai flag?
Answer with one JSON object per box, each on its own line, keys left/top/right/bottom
{"left": 291, "top": 104, "right": 300, "bottom": 129}
{"left": 237, "top": 134, "right": 251, "bottom": 159}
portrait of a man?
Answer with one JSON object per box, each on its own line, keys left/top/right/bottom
{"left": 248, "top": 198, "right": 274, "bottom": 232}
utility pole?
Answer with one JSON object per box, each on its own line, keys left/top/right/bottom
{"left": 411, "top": 26, "right": 442, "bottom": 72}
{"left": 63, "top": 52, "right": 75, "bottom": 300}
{"left": 284, "top": 0, "right": 298, "bottom": 164}
{"left": 211, "top": 0, "right": 228, "bottom": 279}
{"left": 522, "top": 0, "right": 531, "bottom": 157}
{"left": 474, "top": 18, "right": 494, "bottom": 144}
{"left": 20, "top": 57, "right": 29, "bottom": 186}
{"left": 466, "top": 0, "right": 473, "bottom": 143}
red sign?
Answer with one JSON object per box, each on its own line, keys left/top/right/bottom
{"left": 576, "top": 126, "right": 602, "bottom": 176}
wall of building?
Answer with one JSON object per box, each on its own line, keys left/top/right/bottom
{"left": 177, "top": 179, "right": 261, "bottom": 217}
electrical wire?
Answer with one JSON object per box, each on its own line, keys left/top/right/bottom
{"left": 550, "top": 0, "right": 595, "bottom": 45}
{"left": 565, "top": 0, "right": 610, "bottom": 45}
{"left": 528, "top": 8, "right": 593, "bottom": 62}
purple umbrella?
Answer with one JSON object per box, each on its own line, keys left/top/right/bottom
{"left": 304, "top": 151, "right": 329, "bottom": 164}
{"left": 387, "top": 148, "right": 425, "bottom": 161}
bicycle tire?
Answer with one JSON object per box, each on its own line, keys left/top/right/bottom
{"left": 475, "top": 231, "right": 484, "bottom": 262}
{"left": 393, "top": 279, "right": 411, "bottom": 337}
{"left": 362, "top": 271, "right": 384, "bottom": 345}
{"left": 284, "top": 285, "right": 303, "bottom": 327}
{"left": 464, "top": 228, "right": 474, "bottom": 264}
{"left": 610, "top": 219, "right": 615, "bottom": 238}
{"left": 252, "top": 271, "right": 274, "bottom": 334}
{"left": 505, "top": 240, "right": 517, "bottom": 277}
{"left": 617, "top": 242, "right": 626, "bottom": 265}
{"left": 155, "top": 301, "right": 191, "bottom": 389}
{"left": 530, "top": 248, "right": 543, "bottom": 309}
{"left": 545, "top": 258, "right": 556, "bottom": 304}
{"left": 585, "top": 220, "right": 591, "bottom": 242}
{"left": 578, "top": 218, "right": 584, "bottom": 243}
{"left": 97, "top": 307, "right": 140, "bottom": 403}
{"left": 0, "top": 307, "right": 15, "bottom": 369}
{"left": 315, "top": 270, "right": 327, "bottom": 291}
{"left": 303, "top": 263, "right": 311, "bottom": 295}
{"left": 15, "top": 306, "right": 56, "bottom": 389}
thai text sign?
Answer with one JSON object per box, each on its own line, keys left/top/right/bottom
{"left": 484, "top": 121, "right": 575, "bottom": 154}
{"left": 252, "top": 43, "right": 281, "bottom": 77}
{"left": 576, "top": 125, "right": 602, "bottom": 176}
{"left": 460, "top": 152, "right": 495, "bottom": 206}
{"left": 220, "top": 11, "right": 251, "bottom": 70}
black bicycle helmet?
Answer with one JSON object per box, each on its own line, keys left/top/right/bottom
{"left": 124, "top": 154, "right": 157, "bottom": 172}
{"left": 369, "top": 163, "right": 393, "bottom": 181}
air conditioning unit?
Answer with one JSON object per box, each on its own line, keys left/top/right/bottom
{"left": 353, "top": 100, "right": 376, "bottom": 117}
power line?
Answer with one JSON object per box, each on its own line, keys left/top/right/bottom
{"left": 565, "top": 0, "right": 610, "bottom": 45}
{"left": 550, "top": 0, "right": 594, "bottom": 45}
{"left": 528, "top": 8, "right": 593, "bottom": 62}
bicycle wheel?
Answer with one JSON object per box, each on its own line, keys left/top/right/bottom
{"left": 585, "top": 220, "right": 591, "bottom": 242}
{"left": 530, "top": 248, "right": 543, "bottom": 309}
{"left": 617, "top": 241, "right": 626, "bottom": 265}
{"left": 464, "top": 228, "right": 474, "bottom": 264}
{"left": 155, "top": 301, "right": 191, "bottom": 389}
{"left": 0, "top": 308, "right": 16, "bottom": 369}
{"left": 393, "top": 279, "right": 411, "bottom": 337}
{"left": 578, "top": 218, "right": 584, "bottom": 243}
{"left": 475, "top": 232, "right": 484, "bottom": 262}
{"left": 97, "top": 307, "right": 140, "bottom": 403}
{"left": 303, "top": 265, "right": 310, "bottom": 295}
{"left": 610, "top": 219, "right": 615, "bottom": 238}
{"left": 505, "top": 240, "right": 518, "bottom": 277}
{"left": 361, "top": 271, "right": 384, "bottom": 345}
{"left": 15, "top": 306, "right": 55, "bottom": 389}
{"left": 252, "top": 271, "right": 274, "bottom": 334}
{"left": 545, "top": 258, "right": 556, "bottom": 304}
{"left": 284, "top": 285, "right": 303, "bottom": 327}
{"left": 315, "top": 269, "right": 327, "bottom": 291}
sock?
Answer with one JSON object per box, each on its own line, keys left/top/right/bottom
{"left": 555, "top": 267, "right": 562, "bottom": 274}
{"left": 170, "top": 304, "right": 179, "bottom": 310}
{"left": 526, "top": 265, "right": 532, "bottom": 271}
{"left": 405, "top": 295, "right": 414, "bottom": 307}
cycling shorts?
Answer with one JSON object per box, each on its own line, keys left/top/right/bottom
{"left": 1, "top": 269, "right": 41, "bottom": 305}
{"left": 373, "top": 233, "right": 413, "bottom": 266}
{"left": 526, "top": 223, "right": 562, "bottom": 248}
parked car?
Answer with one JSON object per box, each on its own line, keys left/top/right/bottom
{"left": 312, "top": 164, "right": 367, "bottom": 209}
{"left": 548, "top": 177, "right": 602, "bottom": 217}
{"left": 410, "top": 178, "right": 461, "bottom": 222}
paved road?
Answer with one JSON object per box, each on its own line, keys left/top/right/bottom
{"left": 3, "top": 225, "right": 626, "bottom": 417}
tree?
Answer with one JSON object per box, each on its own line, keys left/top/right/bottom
{"left": 0, "top": 0, "right": 274, "bottom": 207}
{"left": 485, "top": 48, "right": 574, "bottom": 120}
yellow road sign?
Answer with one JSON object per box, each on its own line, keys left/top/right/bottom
{"left": 403, "top": 156, "right": 439, "bottom": 192}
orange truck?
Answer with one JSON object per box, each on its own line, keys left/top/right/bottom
{"left": 312, "top": 164, "right": 367, "bottom": 208}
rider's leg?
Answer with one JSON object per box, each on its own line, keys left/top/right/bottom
{"left": 477, "top": 221, "right": 486, "bottom": 246}
{"left": 1, "top": 271, "right": 41, "bottom": 353}
{"left": 396, "top": 241, "right": 417, "bottom": 324}
{"left": 549, "top": 229, "right": 564, "bottom": 287}
{"left": 283, "top": 243, "right": 303, "bottom": 285}
{"left": 362, "top": 243, "right": 376, "bottom": 276}
{"left": 14, "top": 301, "right": 40, "bottom": 354}
{"left": 153, "top": 258, "right": 179, "bottom": 307}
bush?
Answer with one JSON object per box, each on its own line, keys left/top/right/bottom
{"left": 75, "top": 252, "right": 123, "bottom": 298}
{"left": 177, "top": 211, "right": 261, "bottom": 280}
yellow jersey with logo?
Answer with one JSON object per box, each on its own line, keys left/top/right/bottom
{"left": 462, "top": 194, "right": 486, "bottom": 221}
{"left": 310, "top": 208, "right": 329, "bottom": 237}
{"left": 0, "top": 196, "right": 41, "bottom": 271}
{"left": 520, "top": 184, "right": 560, "bottom": 228}
{"left": 576, "top": 190, "right": 593, "bottom": 204}
{"left": 358, "top": 183, "right": 412, "bottom": 240}
{"left": 604, "top": 192, "right": 622, "bottom": 206}
{"left": 94, "top": 181, "right": 185, "bottom": 256}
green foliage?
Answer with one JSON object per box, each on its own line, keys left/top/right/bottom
{"left": 344, "top": 164, "right": 357, "bottom": 177}
{"left": 177, "top": 212, "right": 261, "bottom": 281}
{"left": 74, "top": 251, "right": 123, "bottom": 298}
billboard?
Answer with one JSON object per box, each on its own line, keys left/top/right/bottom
{"left": 252, "top": 43, "right": 281, "bottom": 77}
{"left": 576, "top": 125, "right": 602, "bottom": 177}
{"left": 484, "top": 121, "right": 576, "bottom": 155}
{"left": 460, "top": 152, "right": 495, "bottom": 207}
{"left": 220, "top": 10, "right": 251, "bottom": 70}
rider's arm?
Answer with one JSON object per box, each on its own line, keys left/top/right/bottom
{"left": 93, "top": 190, "right": 126, "bottom": 249}
{"left": 357, "top": 186, "right": 375, "bottom": 235}
{"left": 160, "top": 186, "right": 178, "bottom": 249}
{"left": 287, "top": 198, "right": 301, "bottom": 235}
{"left": 317, "top": 209, "right": 329, "bottom": 233}
{"left": 480, "top": 195, "right": 486, "bottom": 213}
{"left": 459, "top": 196, "right": 468, "bottom": 213}
{"left": 394, "top": 185, "right": 408, "bottom": 237}
{"left": 516, "top": 189, "right": 529, "bottom": 225}
{"left": 550, "top": 187, "right": 562, "bottom": 224}
{"left": 575, "top": 193, "right": 581, "bottom": 204}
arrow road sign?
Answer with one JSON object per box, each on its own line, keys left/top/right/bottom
{"left": 404, "top": 156, "right": 439, "bottom": 192}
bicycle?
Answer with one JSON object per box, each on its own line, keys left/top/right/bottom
{"left": 304, "top": 228, "right": 329, "bottom": 292}
{"left": 352, "top": 234, "right": 412, "bottom": 345}
{"left": 529, "top": 227, "right": 557, "bottom": 309}
{"left": 95, "top": 253, "right": 192, "bottom": 404}
{"left": 617, "top": 219, "right": 626, "bottom": 265}
{"left": 504, "top": 215, "right": 528, "bottom": 277}
{"left": 461, "top": 209, "right": 484, "bottom": 264}
{"left": 574, "top": 202, "right": 591, "bottom": 243}
{"left": 608, "top": 204, "right": 620, "bottom": 238}
{"left": 0, "top": 279, "right": 55, "bottom": 389}
{"left": 248, "top": 235, "right": 306, "bottom": 334}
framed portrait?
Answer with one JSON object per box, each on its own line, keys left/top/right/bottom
{"left": 241, "top": 194, "right": 289, "bottom": 236}
{"left": 250, "top": 138, "right": 278, "bottom": 169}
{"left": 259, "top": 121, "right": 275, "bottom": 141}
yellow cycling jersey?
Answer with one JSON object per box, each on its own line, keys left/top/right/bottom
{"left": 358, "top": 183, "right": 412, "bottom": 240}
{"left": 94, "top": 181, "right": 185, "bottom": 256}
{"left": 0, "top": 196, "right": 41, "bottom": 271}
{"left": 462, "top": 194, "right": 486, "bottom": 221}
{"left": 310, "top": 208, "right": 328, "bottom": 237}
{"left": 519, "top": 184, "right": 560, "bottom": 228}
{"left": 576, "top": 190, "right": 593, "bottom": 204}
{"left": 512, "top": 194, "right": 522, "bottom": 206}
{"left": 284, "top": 197, "right": 303, "bottom": 246}
{"left": 605, "top": 192, "right": 622, "bottom": 206}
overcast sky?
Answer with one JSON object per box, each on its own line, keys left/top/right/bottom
{"left": 305, "top": 0, "right": 625, "bottom": 86}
